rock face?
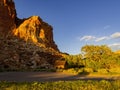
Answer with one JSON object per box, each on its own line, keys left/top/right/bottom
{"left": 13, "top": 16, "right": 58, "bottom": 51}
{"left": 0, "top": 0, "right": 16, "bottom": 37}
{"left": 0, "top": 37, "right": 62, "bottom": 70}
{"left": 0, "top": 0, "right": 58, "bottom": 51}
{"left": 0, "top": 0, "right": 62, "bottom": 70}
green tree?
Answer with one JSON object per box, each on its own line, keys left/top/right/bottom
{"left": 81, "top": 45, "right": 112, "bottom": 61}
{"left": 65, "top": 54, "right": 84, "bottom": 68}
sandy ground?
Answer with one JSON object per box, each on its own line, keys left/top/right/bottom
{"left": 0, "top": 72, "right": 120, "bottom": 82}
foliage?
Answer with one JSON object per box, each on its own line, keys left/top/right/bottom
{"left": 81, "top": 45, "right": 112, "bottom": 61}
{"left": 64, "top": 45, "right": 120, "bottom": 74}
{"left": 65, "top": 54, "right": 85, "bottom": 68}
{"left": 0, "top": 80, "right": 120, "bottom": 90}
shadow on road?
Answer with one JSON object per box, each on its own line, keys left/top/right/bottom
{"left": 0, "top": 72, "right": 120, "bottom": 82}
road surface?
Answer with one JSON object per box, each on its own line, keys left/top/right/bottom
{"left": 0, "top": 72, "right": 120, "bottom": 82}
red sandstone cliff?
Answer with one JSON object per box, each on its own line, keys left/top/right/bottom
{"left": 14, "top": 16, "right": 58, "bottom": 51}
{"left": 0, "top": 0, "right": 58, "bottom": 51}
{"left": 0, "top": 0, "right": 62, "bottom": 70}
{"left": 0, "top": 0, "right": 16, "bottom": 37}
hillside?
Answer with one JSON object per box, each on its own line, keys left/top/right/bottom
{"left": 0, "top": 0, "right": 62, "bottom": 70}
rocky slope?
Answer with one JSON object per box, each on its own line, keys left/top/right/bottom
{"left": 0, "top": 0, "right": 62, "bottom": 70}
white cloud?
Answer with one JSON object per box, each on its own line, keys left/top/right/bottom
{"left": 95, "top": 36, "right": 109, "bottom": 42}
{"left": 109, "top": 43, "right": 120, "bottom": 47}
{"left": 108, "top": 43, "right": 120, "bottom": 50}
{"left": 110, "top": 32, "right": 120, "bottom": 39}
{"left": 79, "top": 32, "right": 120, "bottom": 42}
{"left": 80, "top": 35, "right": 96, "bottom": 41}
{"left": 103, "top": 25, "right": 110, "bottom": 30}
{"left": 80, "top": 36, "right": 109, "bottom": 42}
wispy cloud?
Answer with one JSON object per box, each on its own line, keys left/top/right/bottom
{"left": 110, "top": 32, "right": 120, "bottom": 39}
{"left": 79, "top": 32, "right": 120, "bottom": 42}
{"left": 108, "top": 43, "right": 120, "bottom": 50}
{"left": 78, "top": 32, "right": 120, "bottom": 51}
{"left": 95, "top": 36, "right": 109, "bottom": 42}
{"left": 103, "top": 25, "right": 110, "bottom": 30}
{"left": 109, "top": 43, "right": 120, "bottom": 47}
{"left": 80, "top": 35, "right": 96, "bottom": 41}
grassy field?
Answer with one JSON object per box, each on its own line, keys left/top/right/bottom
{"left": 0, "top": 80, "right": 120, "bottom": 90}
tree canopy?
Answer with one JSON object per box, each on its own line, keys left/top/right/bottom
{"left": 81, "top": 45, "right": 112, "bottom": 61}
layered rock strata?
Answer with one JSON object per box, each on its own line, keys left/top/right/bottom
{"left": 0, "top": 0, "right": 62, "bottom": 70}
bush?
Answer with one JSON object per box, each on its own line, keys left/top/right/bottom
{"left": 97, "top": 69, "right": 109, "bottom": 74}
{"left": 83, "top": 68, "right": 94, "bottom": 73}
{"left": 108, "top": 67, "right": 120, "bottom": 73}
{"left": 0, "top": 80, "right": 120, "bottom": 90}
{"left": 62, "top": 68, "right": 78, "bottom": 74}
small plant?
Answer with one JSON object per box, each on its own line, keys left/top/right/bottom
{"left": 0, "top": 80, "right": 120, "bottom": 90}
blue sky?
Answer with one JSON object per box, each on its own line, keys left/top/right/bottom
{"left": 14, "top": 0, "right": 120, "bottom": 54}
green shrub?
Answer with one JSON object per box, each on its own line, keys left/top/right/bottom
{"left": 62, "top": 68, "right": 78, "bottom": 74}
{"left": 83, "top": 68, "right": 94, "bottom": 73}
{"left": 0, "top": 80, "right": 120, "bottom": 90}
{"left": 97, "top": 69, "right": 109, "bottom": 74}
{"left": 108, "top": 67, "right": 120, "bottom": 73}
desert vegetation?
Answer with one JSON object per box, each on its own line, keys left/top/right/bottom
{"left": 62, "top": 45, "right": 120, "bottom": 75}
{"left": 0, "top": 80, "right": 120, "bottom": 90}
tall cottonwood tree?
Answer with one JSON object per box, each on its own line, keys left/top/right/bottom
{"left": 81, "top": 45, "right": 112, "bottom": 61}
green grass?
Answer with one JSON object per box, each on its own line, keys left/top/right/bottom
{"left": 0, "top": 80, "right": 120, "bottom": 90}
{"left": 58, "top": 67, "right": 120, "bottom": 76}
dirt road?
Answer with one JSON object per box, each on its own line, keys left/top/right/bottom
{"left": 0, "top": 72, "right": 120, "bottom": 82}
